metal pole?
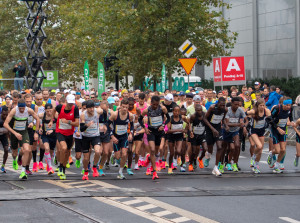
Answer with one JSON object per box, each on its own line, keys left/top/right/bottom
{"left": 188, "top": 75, "right": 190, "bottom": 89}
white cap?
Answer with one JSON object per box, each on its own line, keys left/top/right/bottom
{"left": 114, "top": 96, "right": 120, "bottom": 101}
{"left": 164, "top": 93, "right": 173, "bottom": 101}
{"left": 64, "top": 89, "right": 70, "bottom": 94}
{"left": 71, "top": 90, "right": 76, "bottom": 95}
{"left": 193, "top": 95, "right": 201, "bottom": 101}
{"left": 111, "top": 91, "right": 118, "bottom": 96}
{"left": 254, "top": 81, "right": 260, "bottom": 85}
{"left": 213, "top": 90, "right": 216, "bottom": 94}
{"left": 66, "top": 94, "right": 75, "bottom": 104}
{"left": 56, "top": 89, "right": 60, "bottom": 93}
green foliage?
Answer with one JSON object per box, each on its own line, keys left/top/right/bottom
{"left": 0, "top": 0, "right": 237, "bottom": 88}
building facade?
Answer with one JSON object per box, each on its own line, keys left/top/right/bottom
{"left": 204, "top": 0, "right": 300, "bottom": 81}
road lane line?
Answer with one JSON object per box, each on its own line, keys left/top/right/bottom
{"left": 136, "top": 204, "right": 157, "bottom": 211}
{"left": 279, "top": 217, "right": 300, "bottom": 223}
{"left": 153, "top": 210, "right": 173, "bottom": 217}
{"left": 89, "top": 180, "right": 119, "bottom": 188}
{"left": 170, "top": 217, "right": 190, "bottom": 223}
{"left": 123, "top": 199, "right": 144, "bottom": 205}
{"left": 94, "top": 197, "right": 173, "bottom": 223}
{"left": 73, "top": 184, "right": 97, "bottom": 188}
{"left": 42, "top": 179, "right": 74, "bottom": 189}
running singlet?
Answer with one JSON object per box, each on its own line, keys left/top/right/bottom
{"left": 74, "top": 110, "right": 82, "bottom": 139}
{"left": 113, "top": 111, "right": 129, "bottom": 137}
{"left": 147, "top": 105, "right": 164, "bottom": 130}
{"left": 0, "top": 116, "right": 8, "bottom": 135}
{"left": 99, "top": 110, "right": 109, "bottom": 133}
{"left": 271, "top": 105, "right": 292, "bottom": 130}
{"left": 251, "top": 109, "right": 267, "bottom": 129}
{"left": 192, "top": 115, "right": 206, "bottom": 136}
{"left": 206, "top": 105, "right": 225, "bottom": 131}
{"left": 162, "top": 101, "right": 177, "bottom": 117}
{"left": 9, "top": 107, "right": 29, "bottom": 131}
{"left": 56, "top": 104, "right": 76, "bottom": 136}
{"left": 82, "top": 110, "right": 100, "bottom": 137}
{"left": 42, "top": 113, "right": 56, "bottom": 137}
{"left": 225, "top": 107, "right": 246, "bottom": 132}
{"left": 136, "top": 102, "right": 147, "bottom": 113}
{"left": 170, "top": 115, "right": 183, "bottom": 135}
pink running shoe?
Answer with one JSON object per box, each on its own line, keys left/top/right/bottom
{"left": 156, "top": 162, "right": 161, "bottom": 171}
{"left": 38, "top": 162, "right": 44, "bottom": 170}
{"left": 160, "top": 160, "right": 166, "bottom": 169}
{"left": 138, "top": 160, "right": 142, "bottom": 167}
{"left": 93, "top": 167, "right": 99, "bottom": 177}
{"left": 32, "top": 162, "right": 38, "bottom": 172}
{"left": 146, "top": 168, "right": 152, "bottom": 175}
{"left": 143, "top": 154, "right": 150, "bottom": 167}
{"left": 48, "top": 167, "right": 54, "bottom": 175}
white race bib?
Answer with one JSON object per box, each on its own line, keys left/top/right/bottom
{"left": 171, "top": 124, "right": 183, "bottom": 134}
{"left": 211, "top": 114, "right": 223, "bottom": 124}
{"left": 44, "top": 123, "right": 55, "bottom": 131}
{"left": 99, "top": 123, "right": 105, "bottom": 133}
{"left": 193, "top": 126, "right": 205, "bottom": 135}
{"left": 168, "top": 112, "right": 173, "bottom": 117}
{"left": 253, "top": 119, "right": 265, "bottom": 129}
{"left": 59, "top": 119, "right": 72, "bottom": 130}
{"left": 115, "top": 125, "right": 127, "bottom": 135}
{"left": 229, "top": 118, "right": 239, "bottom": 123}
{"left": 277, "top": 118, "right": 288, "bottom": 128}
{"left": 13, "top": 121, "right": 26, "bottom": 131}
{"left": 150, "top": 116, "right": 163, "bottom": 127}
{"left": 85, "top": 123, "right": 98, "bottom": 134}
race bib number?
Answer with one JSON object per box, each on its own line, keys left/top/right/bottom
{"left": 115, "top": 125, "right": 127, "bottom": 135}
{"left": 211, "top": 115, "right": 223, "bottom": 124}
{"left": 229, "top": 118, "right": 239, "bottom": 123}
{"left": 168, "top": 112, "right": 173, "bottom": 117}
{"left": 150, "top": 116, "right": 163, "bottom": 127}
{"left": 193, "top": 126, "right": 205, "bottom": 135}
{"left": 99, "top": 123, "right": 105, "bottom": 132}
{"left": 134, "top": 122, "right": 142, "bottom": 132}
{"left": 28, "top": 116, "right": 34, "bottom": 123}
{"left": 59, "top": 119, "right": 72, "bottom": 130}
{"left": 13, "top": 121, "right": 26, "bottom": 131}
{"left": 44, "top": 123, "right": 56, "bottom": 131}
{"left": 86, "top": 123, "right": 98, "bottom": 134}
{"left": 253, "top": 119, "right": 265, "bottom": 129}
{"left": 277, "top": 118, "right": 288, "bottom": 128}
{"left": 171, "top": 124, "right": 183, "bottom": 134}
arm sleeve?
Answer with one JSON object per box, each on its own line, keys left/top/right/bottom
{"left": 164, "top": 112, "right": 171, "bottom": 125}
{"left": 80, "top": 123, "right": 88, "bottom": 132}
{"left": 107, "top": 119, "right": 114, "bottom": 135}
{"left": 138, "top": 115, "right": 145, "bottom": 128}
{"left": 74, "top": 106, "right": 80, "bottom": 119}
{"left": 269, "top": 106, "right": 279, "bottom": 128}
{"left": 289, "top": 107, "right": 294, "bottom": 122}
{"left": 56, "top": 104, "right": 62, "bottom": 114}
{"left": 130, "top": 121, "right": 134, "bottom": 132}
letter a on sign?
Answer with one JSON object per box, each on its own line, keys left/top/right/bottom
{"left": 215, "top": 60, "right": 220, "bottom": 72}
{"left": 179, "top": 58, "right": 197, "bottom": 75}
{"left": 226, "top": 59, "right": 241, "bottom": 71}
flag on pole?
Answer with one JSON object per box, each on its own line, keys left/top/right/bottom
{"left": 97, "top": 61, "right": 105, "bottom": 100}
{"left": 161, "top": 63, "right": 166, "bottom": 93}
{"left": 84, "top": 60, "right": 89, "bottom": 91}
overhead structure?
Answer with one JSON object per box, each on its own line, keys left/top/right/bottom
{"left": 22, "top": 0, "right": 48, "bottom": 91}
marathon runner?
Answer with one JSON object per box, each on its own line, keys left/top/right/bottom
{"left": 0, "top": 106, "right": 9, "bottom": 173}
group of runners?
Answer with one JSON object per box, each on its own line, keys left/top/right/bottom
{"left": 0, "top": 84, "right": 299, "bottom": 181}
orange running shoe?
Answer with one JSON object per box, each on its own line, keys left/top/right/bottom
{"left": 152, "top": 171, "right": 159, "bottom": 180}
{"left": 69, "top": 156, "right": 74, "bottom": 165}
{"left": 177, "top": 157, "right": 182, "bottom": 166}
{"left": 188, "top": 164, "right": 194, "bottom": 172}
{"left": 198, "top": 158, "right": 204, "bottom": 169}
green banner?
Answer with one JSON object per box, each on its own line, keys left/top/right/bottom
{"left": 161, "top": 63, "right": 166, "bottom": 92}
{"left": 37, "top": 70, "right": 59, "bottom": 88}
{"left": 97, "top": 61, "right": 105, "bottom": 100}
{"left": 84, "top": 60, "right": 89, "bottom": 90}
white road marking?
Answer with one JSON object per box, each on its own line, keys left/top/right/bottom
{"left": 136, "top": 204, "right": 157, "bottom": 211}
{"left": 239, "top": 156, "right": 246, "bottom": 159}
{"left": 171, "top": 217, "right": 190, "bottom": 223}
{"left": 279, "top": 217, "right": 300, "bottom": 223}
{"left": 153, "top": 210, "right": 173, "bottom": 217}
{"left": 123, "top": 199, "right": 144, "bottom": 205}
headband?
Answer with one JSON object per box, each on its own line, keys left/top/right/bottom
{"left": 18, "top": 103, "right": 26, "bottom": 108}
{"left": 283, "top": 99, "right": 292, "bottom": 105}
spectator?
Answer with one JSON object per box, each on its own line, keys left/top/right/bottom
{"left": 13, "top": 60, "right": 26, "bottom": 91}
{"left": 263, "top": 87, "right": 270, "bottom": 103}
{"left": 266, "top": 85, "right": 282, "bottom": 110}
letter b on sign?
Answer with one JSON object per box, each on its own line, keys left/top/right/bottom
{"left": 47, "top": 72, "right": 54, "bottom": 81}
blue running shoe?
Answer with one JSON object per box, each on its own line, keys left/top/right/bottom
{"left": 127, "top": 168, "right": 134, "bottom": 175}
{"left": 204, "top": 158, "right": 210, "bottom": 167}
{"left": 1, "top": 165, "right": 6, "bottom": 173}
{"left": 226, "top": 163, "right": 233, "bottom": 171}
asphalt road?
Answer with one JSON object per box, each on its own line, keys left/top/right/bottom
{"left": 1, "top": 142, "right": 300, "bottom": 223}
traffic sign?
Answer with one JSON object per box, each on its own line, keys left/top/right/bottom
{"left": 178, "top": 40, "right": 197, "bottom": 58}
{"left": 179, "top": 58, "right": 197, "bottom": 75}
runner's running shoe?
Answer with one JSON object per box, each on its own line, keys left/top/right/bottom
{"left": 279, "top": 164, "right": 284, "bottom": 170}
{"left": 26, "top": 169, "right": 33, "bottom": 175}
{"left": 168, "top": 168, "right": 173, "bottom": 174}
{"left": 82, "top": 172, "right": 89, "bottom": 181}
{"left": 188, "top": 164, "right": 194, "bottom": 172}
{"left": 226, "top": 163, "right": 233, "bottom": 171}
{"left": 32, "top": 162, "right": 38, "bottom": 172}
{"left": 232, "top": 163, "right": 239, "bottom": 172}
{"left": 146, "top": 168, "right": 152, "bottom": 175}
{"left": 127, "top": 168, "right": 134, "bottom": 175}
{"left": 250, "top": 159, "right": 254, "bottom": 167}
{"left": 66, "top": 162, "right": 70, "bottom": 169}
{"left": 55, "top": 167, "right": 59, "bottom": 172}
{"left": 105, "top": 163, "right": 110, "bottom": 170}
{"left": 69, "top": 156, "right": 73, "bottom": 165}
{"left": 117, "top": 173, "right": 126, "bottom": 179}
{"left": 1, "top": 165, "right": 6, "bottom": 173}
{"left": 13, "top": 159, "right": 18, "bottom": 170}
{"left": 57, "top": 169, "right": 63, "bottom": 177}
{"left": 180, "top": 167, "right": 186, "bottom": 172}
{"left": 218, "top": 163, "right": 225, "bottom": 174}
{"left": 99, "top": 169, "right": 105, "bottom": 176}
{"left": 156, "top": 162, "right": 161, "bottom": 171}
{"left": 60, "top": 173, "right": 66, "bottom": 180}
{"left": 19, "top": 172, "right": 27, "bottom": 180}
{"left": 17, "top": 158, "right": 22, "bottom": 166}
{"left": 75, "top": 160, "right": 80, "bottom": 168}
{"left": 294, "top": 156, "right": 299, "bottom": 167}
{"left": 152, "top": 171, "right": 159, "bottom": 180}
{"left": 267, "top": 153, "right": 272, "bottom": 166}
{"left": 138, "top": 160, "right": 142, "bottom": 167}
{"left": 204, "top": 158, "right": 210, "bottom": 167}
{"left": 160, "top": 160, "right": 166, "bottom": 169}
{"left": 54, "top": 157, "right": 58, "bottom": 165}
{"left": 165, "top": 162, "right": 169, "bottom": 168}
{"left": 38, "top": 162, "right": 44, "bottom": 170}
{"left": 212, "top": 167, "right": 222, "bottom": 176}
{"left": 143, "top": 154, "right": 150, "bottom": 167}
{"left": 253, "top": 167, "right": 261, "bottom": 174}
{"left": 48, "top": 167, "right": 54, "bottom": 175}
{"left": 198, "top": 158, "right": 204, "bottom": 169}
{"left": 177, "top": 157, "right": 182, "bottom": 166}
{"left": 134, "top": 164, "right": 139, "bottom": 170}
{"left": 93, "top": 167, "right": 99, "bottom": 177}
{"left": 185, "top": 155, "right": 189, "bottom": 163}
{"left": 273, "top": 167, "right": 282, "bottom": 174}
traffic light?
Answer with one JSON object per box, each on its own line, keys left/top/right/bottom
{"left": 104, "top": 56, "right": 118, "bottom": 71}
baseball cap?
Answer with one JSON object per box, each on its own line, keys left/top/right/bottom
{"left": 179, "top": 92, "right": 185, "bottom": 96}
{"left": 71, "top": 90, "right": 76, "bottom": 95}
{"left": 164, "top": 93, "right": 173, "bottom": 101}
{"left": 111, "top": 91, "right": 118, "bottom": 96}
{"left": 81, "top": 86, "right": 85, "bottom": 90}
{"left": 56, "top": 89, "right": 60, "bottom": 93}
{"left": 213, "top": 90, "right": 216, "bottom": 94}
{"left": 114, "top": 96, "right": 119, "bottom": 101}
{"left": 193, "top": 95, "right": 201, "bottom": 101}
{"left": 66, "top": 94, "right": 75, "bottom": 104}
{"left": 107, "top": 97, "right": 115, "bottom": 104}
{"left": 254, "top": 81, "right": 260, "bottom": 85}
{"left": 76, "top": 92, "right": 81, "bottom": 95}
{"left": 101, "top": 92, "right": 107, "bottom": 96}
{"left": 64, "top": 89, "right": 70, "bottom": 94}
{"left": 186, "top": 93, "right": 193, "bottom": 99}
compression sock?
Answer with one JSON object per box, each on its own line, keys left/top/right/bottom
{"left": 32, "top": 150, "right": 37, "bottom": 163}
{"left": 39, "top": 149, "right": 45, "bottom": 162}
